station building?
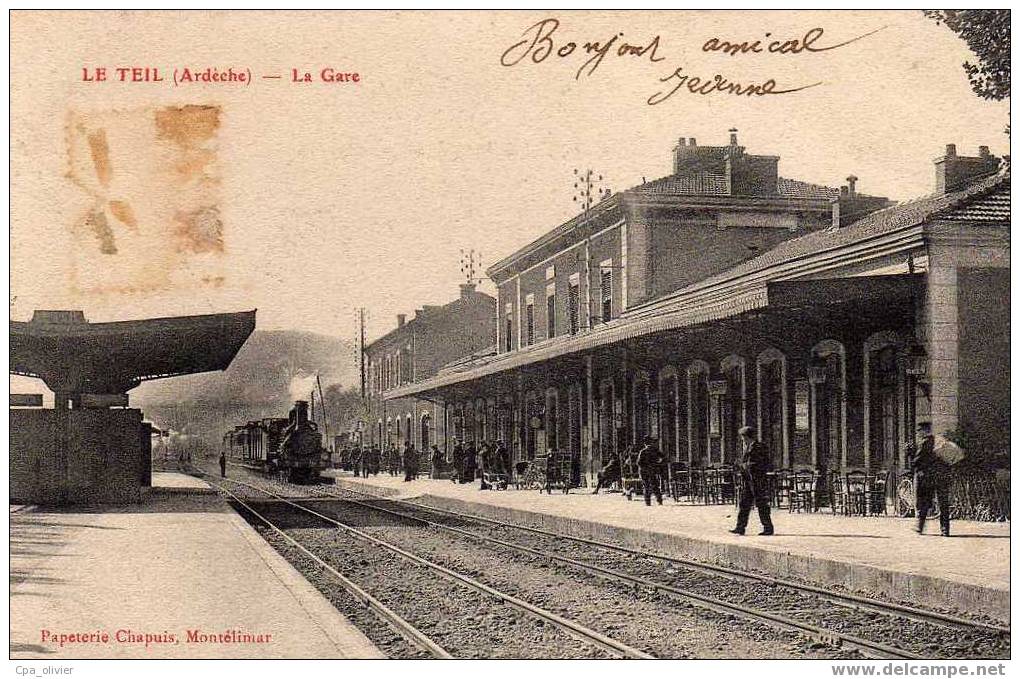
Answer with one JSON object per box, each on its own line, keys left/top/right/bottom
{"left": 385, "top": 132, "right": 1009, "bottom": 488}
{"left": 363, "top": 283, "right": 495, "bottom": 451}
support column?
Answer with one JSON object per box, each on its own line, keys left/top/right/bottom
{"left": 926, "top": 264, "right": 960, "bottom": 437}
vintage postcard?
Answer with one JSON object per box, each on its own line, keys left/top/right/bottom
{"left": 7, "top": 8, "right": 1011, "bottom": 673}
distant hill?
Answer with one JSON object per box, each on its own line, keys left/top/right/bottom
{"left": 132, "top": 329, "right": 357, "bottom": 442}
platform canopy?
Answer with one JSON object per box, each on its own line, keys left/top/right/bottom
{"left": 10, "top": 309, "right": 256, "bottom": 396}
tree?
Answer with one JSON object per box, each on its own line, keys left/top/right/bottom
{"left": 924, "top": 10, "right": 1010, "bottom": 101}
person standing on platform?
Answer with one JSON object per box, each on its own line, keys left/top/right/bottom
{"left": 351, "top": 446, "right": 362, "bottom": 478}
{"left": 403, "top": 442, "right": 418, "bottom": 482}
{"left": 636, "top": 437, "right": 664, "bottom": 505}
{"left": 451, "top": 440, "right": 465, "bottom": 484}
{"left": 908, "top": 422, "right": 954, "bottom": 537}
{"left": 219, "top": 450, "right": 227, "bottom": 478}
{"left": 731, "top": 426, "right": 774, "bottom": 536}
{"left": 463, "top": 443, "right": 478, "bottom": 483}
{"left": 430, "top": 444, "right": 443, "bottom": 479}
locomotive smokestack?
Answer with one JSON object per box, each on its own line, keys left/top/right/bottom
{"left": 294, "top": 400, "right": 309, "bottom": 426}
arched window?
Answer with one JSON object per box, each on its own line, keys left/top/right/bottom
{"left": 756, "top": 348, "right": 788, "bottom": 468}
{"left": 597, "top": 379, "right": 615, "bottom": 467}
{"left": 545, "top": 387, "right": 559, "bottom": 452}
{"left": 524, "top": 390, "right": 541, "bottom": 459}
{"left": 659, "top": 366, "right": 680, "bottom": 462}
{"left": 810, "top": 340, "right": 846, "bottom": 472}
{"left": 632, "top": 371, "right": 655, "bottom": 443}
{"left": 420, "top": 413, "right": 431, "bottom": 449}
{"left": 720, "top": 355, "right": 747, "bottom": 464}
{"left": 863, "top": 332, "right": 906, "bottom": 471}
{"left": 687, "top": 361, "right": 710, "bottom": 466}
{"left": 567, "top": 383, "right": 583, "bottom": 485}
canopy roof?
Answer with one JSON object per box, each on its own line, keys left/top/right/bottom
{"left": 10, "top": 309, "right": 256, "bottom": 395}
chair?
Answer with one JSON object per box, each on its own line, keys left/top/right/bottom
{"left": 772, "top": 468, "right": 793, "bottom": 508}
{"left": 828, "top": 470, "right": 848, "bottom": 515}
{"left": 789, "top": 470, "right": 817, "bottom": 512}
{"left": 866, "top": 470, "right": 890, "bottom": 516}
{"left": 718, "top": 466, "right": 737, "bottom": 505}
{"left": 668, "top": 463, "right": 691, "bottom": 503}
{"left": 845, "top": 470, "right": 868, "bottom": 516}
{"left": 688, "top": 468, "right": 707, "bottom": 504}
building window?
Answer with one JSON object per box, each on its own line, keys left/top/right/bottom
{"left": 600, "top": 268, "right": 613, "bottom": 323}
{"left": 568, "top": 276, "right": 580, "bottom": 335}
{"left": 525, "top": 294, "right": 535, "bottom": 346}
{"left": 546, "top": 283, "right": 556, "bottom": 339}
{"left": 504, "top": 303, "right": 513, "bottom": 352}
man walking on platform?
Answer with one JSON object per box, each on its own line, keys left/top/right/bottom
{"left": 731, "top": 426, "right": 774, "bottom": 536}
{"left": 636, "top": 436, "right": 664, "bottom": 506}
{"left": 908, "top": 421, "right": 953, "bottom": 537}
{"left": 219, "top": 450, "right": 227, "bottom": 478}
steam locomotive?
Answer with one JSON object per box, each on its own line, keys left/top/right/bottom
{"left": 224, "top": 400, "right": 331, "bottom": 483}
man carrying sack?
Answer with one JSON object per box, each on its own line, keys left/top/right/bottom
{"left": 908, "top": 421, "right": 962, "bottom": 537}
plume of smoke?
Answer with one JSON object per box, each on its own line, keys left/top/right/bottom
{"left": 288, "top": 372, "right": 318, "bottom": 404}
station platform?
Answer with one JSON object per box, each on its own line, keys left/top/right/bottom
{"left": 10, "top": 472, "right": 384, "bottom": 659}
{"left": 327, "top": 471, "right": 1010, "bottom": 623}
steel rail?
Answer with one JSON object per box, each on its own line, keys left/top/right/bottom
{"left": 306, "top": 485, "right": 923, "bottom": 660}
{"left": 199, "top": 474, "right": 453, "bottom": 659}
{"left": 217, "top": 475, "right": 655, "bottom": 660}
{"left": 329, "top": 483, "right": 1010, "bottom": 637}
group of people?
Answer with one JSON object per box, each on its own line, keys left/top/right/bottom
{"left": 336, "top": 442, "right": 439, "bottom": 482}
{"left": 591, "top": 421, "right": 955, "bottom": 538}
{"left": 448, "top": 439, "right": 511, "bottom": 487}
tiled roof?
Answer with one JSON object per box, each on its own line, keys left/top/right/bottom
{"left": 633, "top": 172, "right": 729, "bottom": 195}
{"left": 777, "top": 177, "right": 841, "bottom": 200}
{"left": 631, "top": 173, "right": 839, "bottom": 200}
{"left": 390, "top": 173, "right": 1008, "bottom": 399}
{"left": 664, "top": 171, "right": 1010, "bottom": 296}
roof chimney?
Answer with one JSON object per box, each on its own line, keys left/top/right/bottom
{"left": 397, "top": 314, "right": 406, "bottom": 327}
{"left": 677, "top": 137, "right": 686, "bottom": 147}
{"left": 729, "top": 128, "right": 738, "bottom": 146}
{"left": 688, "top": 137, "right": 696, "bottom": 147}
{"left": 935, "top": 143, "right": 1000, "bottom": 194}
{"left": 459, "top": 282, "right": 476, "bottom": 298}
{"left": 846, "top": 175, "right": 858, "bottom": 199}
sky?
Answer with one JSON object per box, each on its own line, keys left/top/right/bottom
{"left": 9, "top": 10, "right": 1010, "bottom": 351}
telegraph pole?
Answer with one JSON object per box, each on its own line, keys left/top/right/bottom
{"left": 573, "top": 167, "right": 611, "bottom": 227}
{"left": 357, "top": 307, "right": 366, "bottom": 399}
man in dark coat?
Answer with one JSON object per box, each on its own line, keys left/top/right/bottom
{"left": 463, "top": 443, "right": 478, "bottom": 484}
{"left": 494, "top": 441, "right": 510, "bottom": 476}
{"left": 731, "top": 426, "right": 774, "bottom": 536}
{"left": 450, "top": 440, "right": 465, "bottom": 484}
{"left": 402, "top": 442, "right": 418, "bottom": 482}
{"left": 908, "top": 422, "right": 952, "bottom": 537}
{"left": 219, "top": 450, "right": 227, "bottom": 478}
{"left": 636, "top": 437, "right": 665, "bottom": 505}
{"left": 351, "top": 446, "right": 362, "bottom": 478}
{"left": 592, "top": 454, "right": 621, "bottom": 495}
{"left": 429, "top": 444, "right": 443, "bottom": 479}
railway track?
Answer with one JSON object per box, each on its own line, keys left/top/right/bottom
{"left": 293, "top": 478, "right": 1009, "bottom": 660}
{"left": 337, "top": 487, "right": 1010, "bottom": 633}
{"left": 201, "top": 468, "right": 1009, "bottom": 659}
{"left": 202, "top": 472, "right": 652, "bottom": 659}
